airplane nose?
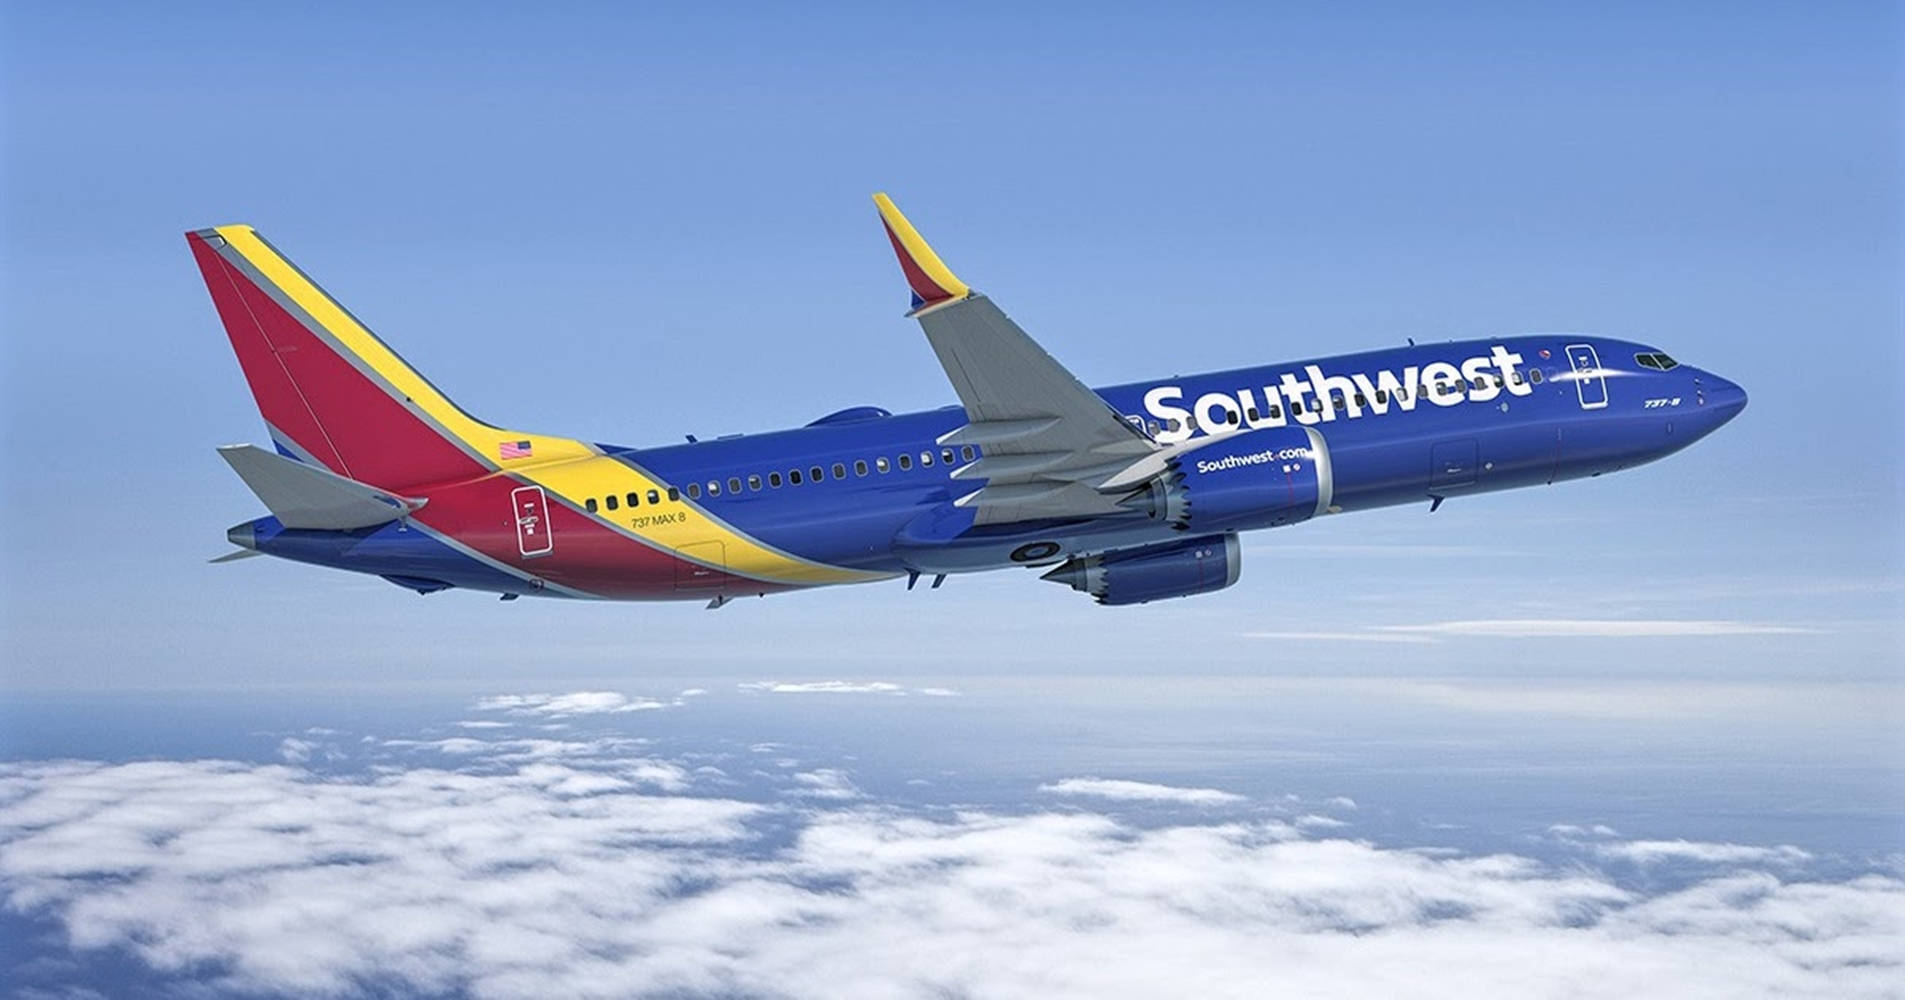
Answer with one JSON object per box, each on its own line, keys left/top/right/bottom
{"left": 1697, "top": 372, "right": 1748, "bottom": 425}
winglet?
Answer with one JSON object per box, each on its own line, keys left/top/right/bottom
{"left": 873, "top": 193, "right": 970, "bottom": 312}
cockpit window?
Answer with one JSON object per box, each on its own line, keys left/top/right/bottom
{"left": 1653, "top": 353, "right": 1678, "bottom": 370}
{"left": 1635, "top": 352, "right": 1679, "bottom": 371}
{"left": 1636, "top": 353, "right": 1661, "bottom": 370}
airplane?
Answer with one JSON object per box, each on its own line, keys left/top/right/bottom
{"left": 195, "top": 194, "right": 1747, "bottom": 607}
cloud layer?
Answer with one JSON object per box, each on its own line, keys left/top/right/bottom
{"left": 737, "top": 680, "right": 960, "bottom": 696}
{"left": 1, "top": 723, "right": 1898, "bottom": 999}
{"left": 1040, "top": 777, "right": 1247, "bottom": 806}
{"left": 1377, "top": 619, "right": 1816, "bottom": 638}
{"left": 1248, "top": 619, "right": 1815, "bottom": 643}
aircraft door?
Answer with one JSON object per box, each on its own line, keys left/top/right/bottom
{"left": 511, "top": 486, "right": 554, "bottom": 559}
{"left": 1565, "top": 343, "right": 1608, "bottom": 410}
{"left": 674, "top": 540, "right": 726, "bottom": 592}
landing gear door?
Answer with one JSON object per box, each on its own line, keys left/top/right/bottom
{"left": 1565, "top": 343, "right": 1608, "bottom": 410}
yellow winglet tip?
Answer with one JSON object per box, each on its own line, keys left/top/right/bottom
{"left": 871, "top": 191, "right": 970, "bottom": 308}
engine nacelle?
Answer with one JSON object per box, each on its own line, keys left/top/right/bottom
{"left": 1122, "top": 426, "right": 1333, "bottom": 532}
{"left": 1041, "top": 533, "right": 1241, "bottom": 605}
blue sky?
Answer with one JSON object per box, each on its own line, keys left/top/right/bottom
{"left": 2, "top": 2, "right": 1900, "bottom": 689}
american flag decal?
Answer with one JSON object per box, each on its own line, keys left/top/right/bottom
{"left": 499, "top": 440, "right": 532, "bottom": 459}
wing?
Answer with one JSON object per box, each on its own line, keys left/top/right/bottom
{"left": 873, "top": 193, "right": 1160, "bottom": 525}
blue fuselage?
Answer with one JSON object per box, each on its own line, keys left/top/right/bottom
{"left": 240, "top": 335, "right": 1746, "bottom": 600}
{"left": 620, "top": 335, "right": 1744, "bottom": 574}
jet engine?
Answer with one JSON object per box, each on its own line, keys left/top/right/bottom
{"left": 1041, "top": 533, "right": 1241, "bottom": 605}
{"left": 1121, "top": 426, "right": 1333, "bottom": 532}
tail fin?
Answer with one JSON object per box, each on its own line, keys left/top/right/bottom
{"left": 187, "top": 226, "right": 590, "bottom": 490}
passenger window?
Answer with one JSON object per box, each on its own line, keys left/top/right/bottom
{"left": 728, "top": 477, "right": 741, "bottom": 494}
{"left": 648, "top": 489, "right": 661, "bottom": 505}
{"left": 1291, "top": 400, "right": 1304, "bottom": 414}
{"left": 898, "top": 454, "right": 913, "bottom": 471}
{"left": 686, "top": 483, "right": 701, "bottom": 499}
{"left": 626, "top": 492, "right": 640, "bottom": 508}
{"left": 961, "top": 446, "right": 975, "bottom": 462}
{"left": 1375, "top": 390, "right": 1388, "bottom": 404}
{"left": 790, "top": 469, "right": 803, "bottom": 485}
{"left": 942, "top": 448, "right": 956, "bottom": 465}
{"left": 1269, "top": 405, "right": 1282, "bottom": 419}
{"left": 769, "top": 472, "right": 783, "bottom": 488}
{"left": 1227, "top": 409, "right": 1240, "bottom": 425}
{"left": 919, "top": 451, "right": 932, "bottom": 467}
{"left": 667, "top": 487, "right": 680, "bottom": 501}
{"left": 1247, "top": 407, "right": 1260, "bottom": 421}
{"left": 876, "top": 457, "right": 890, "bottom": 473}
{"left": 855, "top": 459, "right": 869, "bottom": 477}
{"left": 747, "top": 475, "right": 762, "bottom": 491}
{"left": 1530, "top": 370, "right": 1544, "bottom": 384}
{"left": 811, "top": 465, "right": 825, "bottom": 482}
{"left": 1510, "top": 373, "right": 1523, "bottom": 385}
{"left": 1354, "top": 393, "right": 1367, "bottom": 407}
{"left": 585, "top": 498, "right": 599, "bottom": 513}
{"left": 605, "top": 494, "right": 618, "bottom": 511}
{"left": 707, "top": 480, "right": 720, "bottom": 497}
{"left": 833, "top": 462, "right": 847, "bottom": 479}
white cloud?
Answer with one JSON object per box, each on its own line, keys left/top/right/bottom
{"left": 1597, "top": 840, "right": 1814, "bottom": 866}
{"left": 789, "top": 769, "right": 861, "bottom": 800}
{"left": 738, "top": 680, "right": 960, "bottom": 697}
{"left": 1243, "top": 630, "right": 1437, "bottom": 644}
{"left": 1549, "top": 823, "right": 1621, "bottom": 839}
{"left": 1, "top": 745, "right": 1899, "bottom": 999}
{"left": 472, "top": 691, "right": 672, "bottom": 717}
{"left": 1357, "top": 680, "right": 1867, "bottom": 721}
{"left": 276, "top": 737, "right": 317, "bottom": 764}
{"left": 1040, "top": 778, "right": 1248, "bottom": 806}
{"left": 1375, "top": 619, "right": 1816, "bottom": 639}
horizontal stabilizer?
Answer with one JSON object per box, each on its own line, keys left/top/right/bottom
{"left": 219, "top": 444, "right": 426, "bottom": 530}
